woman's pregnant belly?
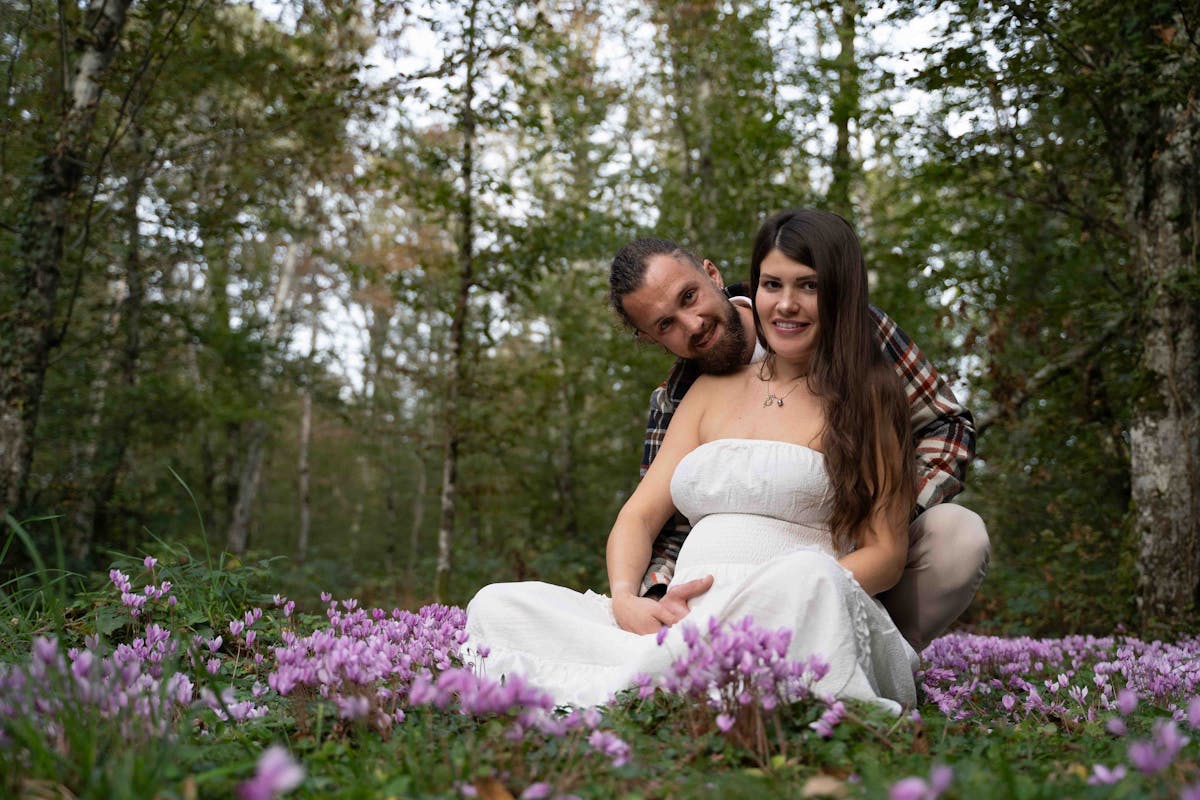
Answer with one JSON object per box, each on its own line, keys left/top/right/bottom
{"left": 673, "top": 512, "right": 837, "bottom": 576}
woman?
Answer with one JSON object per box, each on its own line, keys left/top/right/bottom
{"left": 467, "top": 210, "right": 919, "bottom": 710}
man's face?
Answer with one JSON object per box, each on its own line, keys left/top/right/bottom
{"left": 622, "top": 254, "right": 748, "bottom": 374}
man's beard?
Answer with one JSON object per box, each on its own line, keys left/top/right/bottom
{"left": 691, "top": 301, "right": 748, "bottom": 375}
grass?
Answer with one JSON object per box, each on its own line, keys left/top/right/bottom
{"left": 0, "top": 535, "right": 1197, "bottom": 799}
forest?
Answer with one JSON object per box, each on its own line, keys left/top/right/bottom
{"left": 1, "top": 0, "right": 1198, "bottom": 797}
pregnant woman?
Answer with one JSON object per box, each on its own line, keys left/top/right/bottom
{"left": 466, "top": 209, "right": 919, "bottom": 711}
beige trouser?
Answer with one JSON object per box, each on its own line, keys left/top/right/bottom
{"left": 877, "top": 504, "right": 991, "bottom": 652}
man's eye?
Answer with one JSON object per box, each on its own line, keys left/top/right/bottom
{"left": 658, "top": 320, "right": 672, "bottom": 332}
{"left": 683, "top": 289, "right": 695, "bottom": 302}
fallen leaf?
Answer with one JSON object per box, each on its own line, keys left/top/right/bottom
{"left": 912, "top": 718, "right": 930, "bottom": 755}
{"left": 802, "top": 774, "right": 848, "bottom": 798}
{"left": 474, "top": 777, "right": 515, "bottom": 800}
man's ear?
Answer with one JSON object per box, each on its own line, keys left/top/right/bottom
{"left": 702, "top": 259, "right": 724, "bottom": 290}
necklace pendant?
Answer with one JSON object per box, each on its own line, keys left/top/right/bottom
{"left": 776, "top": 398, "right": 784, "bottom": 407}
{"left": 763, "top": 395, "right": 776, "bottom": 408}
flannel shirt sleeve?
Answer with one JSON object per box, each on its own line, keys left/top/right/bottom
{"left": 638, "top": 378, "right": 690, "bottom": 597}
{"left": 872, "top": 306, "right": 976, "bottom": 511}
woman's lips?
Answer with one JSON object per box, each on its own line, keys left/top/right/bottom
{"left": 771, "top": 320, "right": 811, "bottom": 335}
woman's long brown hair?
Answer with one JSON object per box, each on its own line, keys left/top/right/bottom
{"left": 750, "top": 210, "right": 916, "bottom": 553}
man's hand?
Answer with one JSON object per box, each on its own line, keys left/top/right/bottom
{"left": 612, "top": 593, "right": 678, "bottom": 634}
{"left": 659, "top": 574, "right": 713, "bottom": 621}
{"left": 612, "top": 574, "right": 714, "bottom": 635}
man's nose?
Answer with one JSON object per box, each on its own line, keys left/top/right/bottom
{"left": 683, "top": 312, "right": 706, "bottom": 334}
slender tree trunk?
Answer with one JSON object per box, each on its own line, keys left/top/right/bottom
{"left": 1127, "top": 93, "right": 1200, "bottom": 628}
{"left": 225, "top": 239, "right": 301, "bottom": 555}
{"left": 296, "top": 387, "right": 313, "bottom": 563}
{"left": 434, "top": 0, "right": 480, "bottom": 602}
{"left": 0, "top": 0, "right": 134, "bottom": 519}
{"left": 662, "top": 0, "right": 716, "bottom": 244}
{"left": 407, "top": 459, "right": 427, "bottom": 591}
{"left": 827, "top": 0, "right": 859, "bottom": 215}
{"left": 68, "top": 130, "right": 146, "bottom": 562}
{"left": 296, "top": 306, "right": 318, "bottom": 564}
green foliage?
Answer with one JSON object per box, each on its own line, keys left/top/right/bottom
{"left": 3, "top": 558, "right": 1199, "bottom": 798}
{"left": 3, "top": 0, "right": 1196, "bottom": 640}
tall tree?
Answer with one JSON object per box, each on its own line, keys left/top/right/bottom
{"left": 826, "top": 0, "right": 861, "bottom": 215}
{"left": 899, "top": 0, "right": 1199, "bottom": 629}
{"left": 644, "top": 0, "right": 802, "bottom": 265}
{"left": 1, "top": 0, "right": 134, "bottom": 519}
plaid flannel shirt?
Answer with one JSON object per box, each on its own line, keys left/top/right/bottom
{"left": 638, "top": 299, "right": 976, "bottom": 596}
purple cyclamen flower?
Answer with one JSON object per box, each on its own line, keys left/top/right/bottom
{"left": 143, "top": 556, "right": 157, "bottom": 570}
{"left": 1117, "top": 688, "right": 1138, "bottom": 715}
{"left": 237, "top": 745, "right": 304, "bottom": 800}
{"left": 1180, "top": 783, "right": 1200, "bottom": 800}
{"left": 1087, "top": 764, "right": 1126, "bottom": 785}
{"left": 230, "top": 620, "right": 245, "bottom": 637}
{"left": 888, "top": 765, "right": 952, "bottom": 800}
{"left": 520, "top": 783, "right": 552, "bottom": 799}
{"left": 587, "top": 730, "right": 631, "bottom": 768}
{"left": 1106, "top": 718, "right": 1128, "bottom": 736}
{"left": 1188, "top": 696, "right": 1200, "bottom": 730}
{"left": 1127, "top": 720, "right": 1188, "bottom": 775}
{"left": 32, "top": 637, "right": 58, "bottom": 666}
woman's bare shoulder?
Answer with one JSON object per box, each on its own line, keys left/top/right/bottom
{"left": 682, "top": 366, "right": 757, "bottom": 412}
{"left": 691, "top": 364, "right": 758, "bottom": 392}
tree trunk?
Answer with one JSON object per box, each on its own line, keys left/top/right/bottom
{"left": 296, "top": 306, "right": 318, "bottom": 564}
{"left": 0, "top": 0, "right": 134, "bottom": 520}
{"left": 827, "top": 0, "right": 859, "bottom": 215}
{"left": 1127, "top": 94, "right": 1200, "bottom": 628}
{"left": 434, "top": 0, "right": 480, "bottom": 602}
{"left": 296, "top": 389, "right": 313, "bottom": 564}
{"left": 68, "top": 130, "right": 146, "bottom": 562}
{"left": 407, "top": 459, "right": 427, "bottom": 592}
{"left": 225, "top": 239, "right": 301, "bottom": 555}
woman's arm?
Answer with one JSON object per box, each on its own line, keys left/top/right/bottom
{"left": 608, "top": 377, "right": 709, "bottom": 633}
{"left": 837, "top": 405, "right": 912, "bottom": 595}
{"left": 836, "top": 500, "right": 908, "bottom": 596}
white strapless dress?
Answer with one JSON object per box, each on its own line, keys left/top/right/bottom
{"left": 465, "top": 439, "right": 918, "bottom": 711}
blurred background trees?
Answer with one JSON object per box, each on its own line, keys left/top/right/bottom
{"left": 2, "top": 0, "right": 1196, "bottom": 635}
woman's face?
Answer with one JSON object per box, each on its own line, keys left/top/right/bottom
{"left": 755, "top": 248, "right": 820, "bottom": 364}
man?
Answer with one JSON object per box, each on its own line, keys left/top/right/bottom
{"left": 609, "top": 237, "right": 990, "bottom": 651}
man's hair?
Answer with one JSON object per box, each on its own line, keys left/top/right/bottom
{"left": 608, "top": 237, "right": 705, "bottom": 328}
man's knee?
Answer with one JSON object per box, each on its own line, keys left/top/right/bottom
{"left": 909, "top": 504, "right": 991, "bottom": 577}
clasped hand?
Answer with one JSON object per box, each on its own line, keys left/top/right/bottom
{"left": 611, "top": 575, "right": 714, "bottom": 635}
